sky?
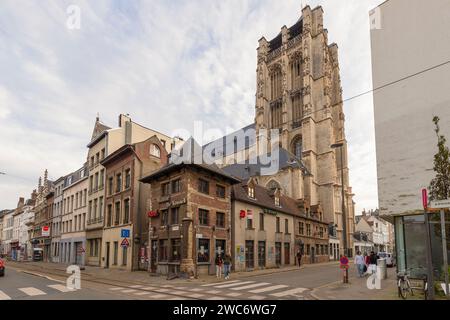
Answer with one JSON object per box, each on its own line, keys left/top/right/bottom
{"left": 0, "top": 0, "right": 384, "bottom": 213}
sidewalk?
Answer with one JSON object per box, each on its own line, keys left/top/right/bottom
{"left": 311, "top": 267, "right": 399, "bottom": 300}
{"left": 7, "top": 260, "right": 339, "bottom": 286}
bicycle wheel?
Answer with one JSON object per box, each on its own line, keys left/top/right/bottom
{"left": 399, "top": 280, "right": 410, "bottom": 299}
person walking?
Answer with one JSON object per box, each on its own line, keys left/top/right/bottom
{"left": 223, "top": 253, "right": 232, "bottom": 280}
{"left": 368, "top": 251, "right": 378, "bottom": 275}
{"left": 215, "top": 254, "right": 223, "bottom": 279}
{"left": 296, "top": 249, "right": 303, "bottom": 267}
{"left": 354, "top": 251, "right": 365, "bottom": 277}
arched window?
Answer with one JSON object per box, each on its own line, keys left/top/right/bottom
{"left": 292, "top": 136, "right": 302, "bottom": 159}
{"left": 267, "top": 180, "right": 281, "bottom": 191}
{"left": 150, "top": 144, "right": 161, "bottom": 158}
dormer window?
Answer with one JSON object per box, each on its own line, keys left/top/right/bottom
{"left": 275, "top": 195, "right": 280, "bottom": 207}
{"left": 248, "top": 186, "right": 255, "bottom": 199}
{"left": 150, "top": 144, "right": 161, "bottom": 158}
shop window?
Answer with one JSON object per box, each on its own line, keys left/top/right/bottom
{"left": 197, "top": 239, "right": 210, "bottom": 263}
{"left": 171, "top": 239, "right": 181, "bottom": 261}
{"left": 159, "top": 239, "right": 168, "bottom": 261}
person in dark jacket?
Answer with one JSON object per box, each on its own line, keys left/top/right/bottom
{"left": 296, "top": 250, "right": 303, "bottom": 267}
{"left": 215, "top": 255, "right": 223, "bottom": 279}
{"left": 223, "top": 254, "right": 232, "bottom": 280}
{"left": 368, "top": 251, "right": 378, "bottom": 274}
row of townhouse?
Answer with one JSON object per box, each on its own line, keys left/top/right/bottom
{"left": 1, "top": 113, "right": 332, "bottom": 276}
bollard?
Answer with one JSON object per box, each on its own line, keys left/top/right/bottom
{"left": 377, "top": 258, "right": 387, "bottom": 280}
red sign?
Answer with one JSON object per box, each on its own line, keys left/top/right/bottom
{"left": 43, "top": 226, "right": 49, "bottom": 232}
{"left": 340, "top": 256, "right": 349, "bottom": 265}
{"left": 422, "top": 188, "right": 428, "bottom": 209}
{"left": 148, "top": 210, "right": 158, "bottom": 218}
{"left": 121, "top": 238, "right": 130, "bottom": 248}
{"left": 239, "top": 210, "right": 246, "bottom": 218}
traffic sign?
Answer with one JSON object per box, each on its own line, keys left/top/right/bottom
{"left": 121, "top": 238, "right": 130, "bottom": 248}
{"left": 430, "top": 199, "right": 450, "bottom": 209}
{"left": 121, "top": 229, "right": 130, "bottom": 238}
{"left": 340, "top": 256, "right": 349, "bottom": 265}
{"left": 42, "top": 226, "right": 50, "bottom": 237}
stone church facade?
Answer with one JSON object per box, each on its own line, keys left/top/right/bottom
{"left": 209, "top": 6, "right": 355, "bottom": 259}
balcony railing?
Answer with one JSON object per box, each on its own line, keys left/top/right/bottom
{"left": 86, "top": 217, "right": 103, "bottom": 225}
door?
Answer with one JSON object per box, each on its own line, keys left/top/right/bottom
{"left": 245, "top": 241, "right": 254, "bottom": 269}
{"left": 284, "top": 243, "right": 290, "bottom": 265}
{"left": 150, "top": 240, "right": 158, "bottom": 273}
{"left": 75, "top": 242, "right": 82, "bottom": 265}
{"left": 258, "top": 241, "right": 265, "bottom": 268}
{"left": 105, "top": 242, "right": 110, "bottom": 268}
{"left": 215, "top": 240, "right": 226, "bottom": 259}
{"left": 311, "top": 246, "right": 315, "bottom": 264}
{"left": 275, "top": 242, "right": 282, "bottom": 266}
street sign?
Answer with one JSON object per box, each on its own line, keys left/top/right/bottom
{"left": 429, "top": 199, "right": 450, "bottom": 209}
{"left": 42, "top": 226, "right": 50, "bottom": 237}
{"left": 422, "top": 189, "right": 428, "bottom": 209}
{"left": 340, "top": 256, "right": 349, "bottom": 265}
{"left": 121, "top": 229, "right": 130, "bottom": 238}
{"left": 121, "top": 238, "right": 130, "bottom": 248}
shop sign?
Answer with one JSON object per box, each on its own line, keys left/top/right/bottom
{"left": 239, "top": 210, "right": 246, "bottom": 218}
{"left": 148, "top": 210, "right": 158, "bottom": 218}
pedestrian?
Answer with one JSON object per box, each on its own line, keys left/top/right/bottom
{"left": 363, "top": 252, "right": 369, "bottom": 275}
{"left": 354, "top": 251, "right": 365, "bottom": 277}
{"left": 223, "top": 253, "right": 232, "bottom": 280}
{"left": 296, "top": 249, "right": 302, "bottom": 267}
{"left": 215, "top": 254, "right": 223, "bottom": 279}
{"left": 368, "top": 251, "right": 378, "bottom": 275}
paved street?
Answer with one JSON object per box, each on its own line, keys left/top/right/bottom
{"left": 2, "top": 261, "right": 398, "bottom": 300}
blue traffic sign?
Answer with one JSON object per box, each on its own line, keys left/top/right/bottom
{"left": 121, "top": 229, "right": 130, "bottom": 238}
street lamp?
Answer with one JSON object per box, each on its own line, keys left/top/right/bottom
{"left": 331, "top": 142, "right": 349, "bottom": 283}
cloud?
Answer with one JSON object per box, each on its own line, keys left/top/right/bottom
{"left": 0, "top": 0, "right": 384, "bottom": 212}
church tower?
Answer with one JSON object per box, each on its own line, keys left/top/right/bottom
{"left": 255, "top": 5, "right": 355, "bottom": 256}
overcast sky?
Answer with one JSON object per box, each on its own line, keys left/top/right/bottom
{"left": 0, "top": 0, "right": 384, "bottom": 213}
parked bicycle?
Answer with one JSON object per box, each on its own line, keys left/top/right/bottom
{"left": 397, "top": 267, "right": 428, "bottom": 299}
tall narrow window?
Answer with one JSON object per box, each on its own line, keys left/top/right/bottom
{"left": 150, "top": 144, "right": 161, "bottom": 158}
{"left": 114, "top": 202, "right": 120, "bottom": 225}
{"left": 292, "top": 136, "right": 303, "bottom": 159}
{"left": 198, "top": 179, "right": 209, "bottom": 194}
{"left": 171, "top": 207, "right": 179, "bottom": 225}
{"left": 199, "top": 209, "right": 209, "bottom": 226}
{"left": 123, "top": 199, "right": 130, "bottom": 224}
{"left": 116, "top": 173, "right": 122, "bottom": 193}
{"left": 107, "top": 204, "right": 112, "bottom": 227}
{"left": 125, "top": 169, "right": 131, "bottom": 189}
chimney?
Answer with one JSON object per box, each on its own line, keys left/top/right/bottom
{"left": 17, "top": 197, "right": 25, "bottom": 208}
{"left": 31, "top": 190, "right": 37, "bottom": 200}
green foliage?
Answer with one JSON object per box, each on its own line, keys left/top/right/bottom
{"left": 428, "top": 116, "right": 450, "bottom": 201}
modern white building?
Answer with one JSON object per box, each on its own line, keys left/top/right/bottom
{"left": 371, "top": 0, "right": 450, "bottom": 274}
{"left": 1, "top": 210, "right": 14, "bottom": 257}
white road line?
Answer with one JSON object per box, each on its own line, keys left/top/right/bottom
{"left": 47, "top": 284, "right": 74, "bottom": 293}
{"left": 109, "top": 287, "right": 125, "bottom": 291}
{"left": 248, "top": 284, "right": 288, "bottom": 294}
{"left": 225, "top": 292, "right": 243, "bottom": 297}
{"left": 206, "top": 296, "right": 226, "bottom": 300}
{"left": 121, "top": 289, "right": 138, "bottom": 293}
{"left": 0, "top": 290, "right": 11, "bottom": 300}
{"left": 205, "top": 290, "right": 221, "bottom": 294}
{"left": 201, "top": 280, "right": 240, "bottom": 287}
{"left": 248, "top": 295, "right": 267, "bottom": 300}
{"left": 19, "top": 287, "right": 46, "bottom": 296}
{"left": 141, "top": 286, "right": 157, "bottom": 291}
{"left": 129, "top": 285, "right": 144, "bottom": 288}
{"left": 148, "top": 294, "right": 170, "bottom": 299}
{"left": 231, "top": 282, "right": 271, "bottom": 291}
{"left": 269, "top": 287, "right": 308, "bottom": 297}
{"left": 214, "top": 281, "right": 255, "bottom": 289}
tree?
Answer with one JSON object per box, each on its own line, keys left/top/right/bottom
{"left": 428, "top": 116, "right": 450, "bottom": 201}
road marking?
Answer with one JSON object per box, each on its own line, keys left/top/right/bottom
{"left": 109, "top": 287, "right": 125, "bottom": 291}
{"left": 201, "top": 280, "right": 239, "bottom": 287}
{"left": 248, "top": 295, "right": 267, "bottom": 300}
{"left": 205, "top": 290, "right": 221, "bottom": 294}
{"left": 19, "top": 287, "right": 46, "bottom": 296}
{"left": 0, "top": 290, "right": 11, "bottom": 300}
{"left": 269, "top": 287, "right": 308, "bottom": 297}
{"left": 121, "top": 289, "right": 138, "bottom": 293}
{"left": 47, "top": 284, "right": 74, "bottom": 293}
{"left": 248, "top": 284, "right": 288, "bottom": 293}
{"left": 148, "top": 294, "right": 169, "bottom": 299}
{"left": 214, "top": 281, "right": 254, "bottom": 289}
{"left": 231, "top": 282, "right": 270, "bottom": 291}
{"left": 141, "top": 286, "right": 157, "bottom": 291}
{"left": 224, "top": 292, "right": 243, "bottom": 297}
{"left": 129, "top": 285, "right": 144, "bottom": 288}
